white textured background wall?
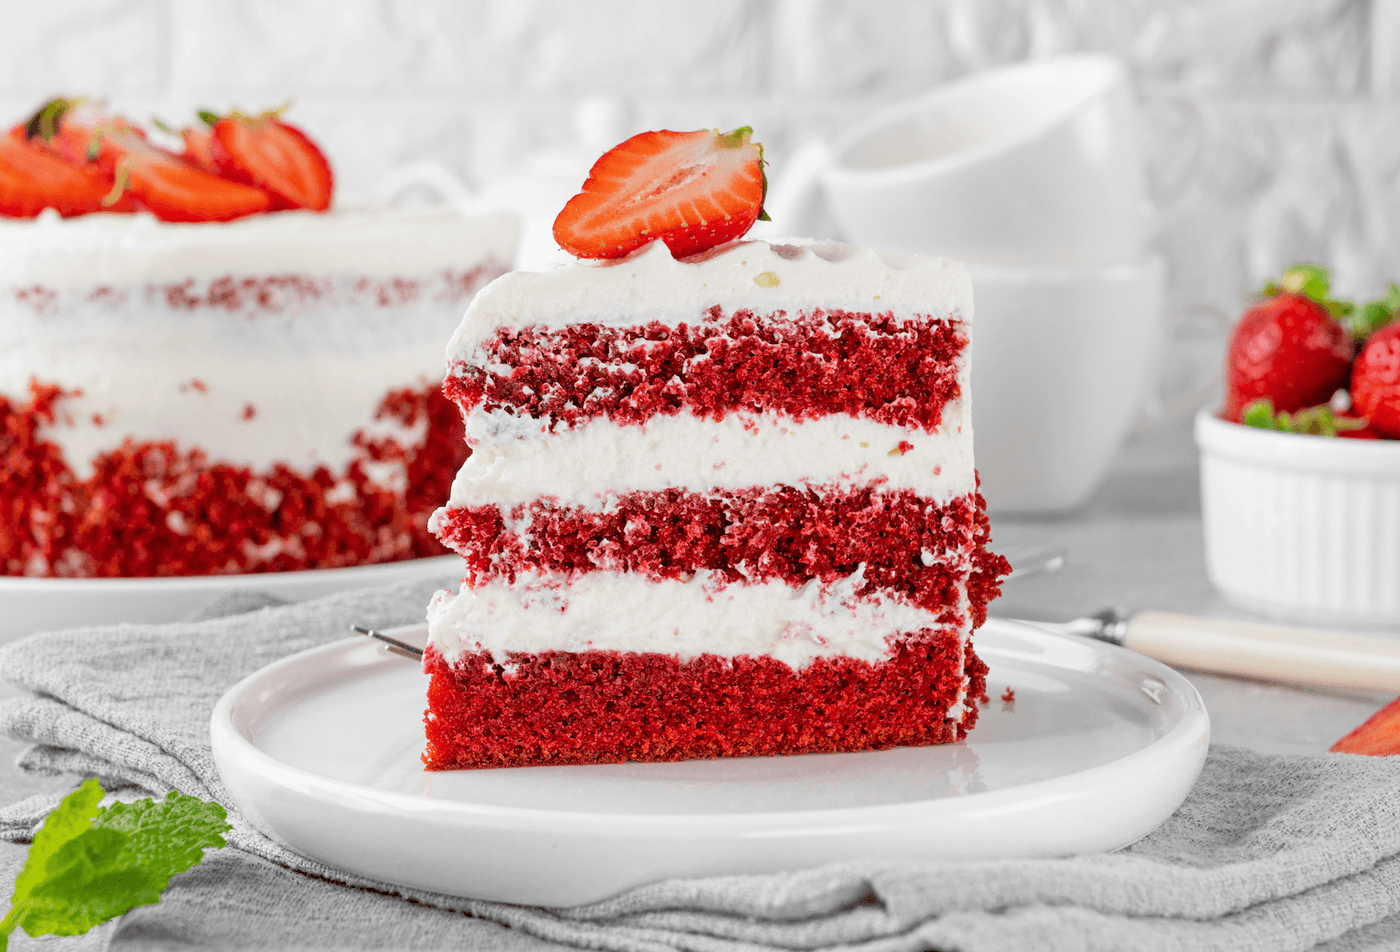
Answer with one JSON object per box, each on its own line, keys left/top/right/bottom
{"left": 5, "top": 0, "right": 1400, "bottom": 406}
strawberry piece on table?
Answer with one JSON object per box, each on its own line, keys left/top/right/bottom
{"left": 0, "top": 129, "right": 132, "bottom": 217}
{"left": 1332, "top": 695, "right": 1400, "bottom": 756}
{"left": 553, "top": 126, "right": 767, "bottom": 260}
{"left": 1350, "top": 321, "right": 1400, "bottom": 438}
{"left": 26, "top": 99, "right": 271, "bottom": 223}
{"left": 1224, "top": 292, "right": 1354, "bottom": 421}
{"left": 210, "top": 110, "right": 333, "bottom": 211}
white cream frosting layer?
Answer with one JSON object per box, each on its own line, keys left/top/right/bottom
{"left": 2, "top": 206, "right": 519, "bottom": 477}
{"left": 427, "top": 566, "right": 945, "bottom": 669}
{"left": 15, "top": 347, "right": 431, "bottom": 478}
{"left": 447, "top": 237, "right": 972, "bottom": 359}
{"left": 449, "top": 403, "right": 974, "bottom": 510}
{"left": 0, "top": 205, "right": 520, "bottom": 291}
{"left": 431, "top": 237, "right": 976, "bottom": 666}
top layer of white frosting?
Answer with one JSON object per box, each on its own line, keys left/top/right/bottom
{"left": 447, "top": 237, "right": 972, "bottom": 358}
{"left": 0, "top": 205, "right": 521, "bottom": 291}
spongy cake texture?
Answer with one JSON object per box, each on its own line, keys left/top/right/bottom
{"left": 425, "top": 239, "right": 1009, "bottom": 769}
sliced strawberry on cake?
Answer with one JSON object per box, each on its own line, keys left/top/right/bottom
{"left": 0, "top": 129, "right": 135, "bottom": 218}
{"left": 176, "top": 115, "right": 222, "bottom": 176}
{"left": 553, "top": 126, "right": 767, "bottom": 259}
{"left": 25, "top": 98, "right": 271, "bottom": 223}
{"left": 206, "top": 107, "right": 334, "bottom": 212}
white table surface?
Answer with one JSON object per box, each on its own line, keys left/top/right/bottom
{"left": 0, "top": 410, "right": 1390, "bottom": 810}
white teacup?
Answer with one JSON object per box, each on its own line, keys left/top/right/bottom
{"left": 970, "top": 255, "right": 1165, "bottom": 513}
{"left": 819, "top": 55, "right": 1150, "bottom": 267}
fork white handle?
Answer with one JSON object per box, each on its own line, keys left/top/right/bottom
{"left": 1123, "top": 611, "right": 1400, "bottom": 692}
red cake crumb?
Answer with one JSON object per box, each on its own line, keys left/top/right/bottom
{"left": 241, "top": 403, "right": 256, "bottom": 421}
{"left": 435, "top": 486, "right": 1007, "bottom": 616}
{"left": 2, "top": 378, "right": 468, "bottom": 577}
{"left": 445, "top": 307, "right": 966, "bottom": 434}
{"left": 423, "top": 630, "right": 988, "bottom": 769}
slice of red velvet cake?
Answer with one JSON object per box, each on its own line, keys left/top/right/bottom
{"left": 424, "top": 237, "right": 1009, "bottom": 769}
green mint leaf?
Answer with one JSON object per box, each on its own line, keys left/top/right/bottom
{"left": 1, "top": 784, "right": 230, "bottom": 945}
{"left": 17, "top": 827, "right": 151, "bottom": 937}
{"left": 91, "top": 792, "right": 229, "bottom": 890}
{"left": 12, "top": 780, "right": 104, "bottom": 904}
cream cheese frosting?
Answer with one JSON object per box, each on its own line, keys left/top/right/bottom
{"left": 1, "top": 205, "right": 520, "bottom": 476}
{"left": 427, "top": 565, "right": 945, "bottom": 669}
{"left": 430, "top": 237, "right": 977, "bottom": 662}
{"left": 447, "top": 237, "right": 972, "bottom": 358}
{"left": 448, "top": 403, "right": 975, "bottom": 510}
{"left": 0, "top": 205, "right": 520, "bottom": 291}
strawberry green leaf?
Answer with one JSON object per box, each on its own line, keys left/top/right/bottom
{"left": 1241, "top": 398, "right": 1285, "bottom": 430}
{"left": 0, "top": 783, "right": 229, "bottom": 948}
{"left": 1240, "top": 396, "right": 1366, "bottom": 437}
{"left": 1268, "top": 264, "right": 1332, "bottom": 302}
{"left": 1348, "top": 283, "right": 1400, "bottom": 339}
{"left": 1263, "top": 264, "right": 1354, "bottom": 320}
{"left": 196, "top": 110, "right": 220, "bottom": 128}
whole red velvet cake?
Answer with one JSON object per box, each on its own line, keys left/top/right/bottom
{"left": 1, "top": 99, "right": 518, "bottom": 577}
{"left": 422, "top": 237, "right": 1009, "bottom": 769}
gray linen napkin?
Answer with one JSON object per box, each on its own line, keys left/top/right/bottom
{"left": 1, "top": 580, "right": 1399, "bottom": 952}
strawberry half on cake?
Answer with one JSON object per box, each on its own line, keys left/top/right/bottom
{"left": 421, "top": 125, "right": 1008, "bottom": 769}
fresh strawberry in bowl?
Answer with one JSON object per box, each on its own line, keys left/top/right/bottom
{"left": 1350, "top": 321, "right": 1400, "bottom": 439}
{"left": 1197, "top": 265, "right": 1400, "bottom": 626}
{"left": 1223, "top": 291, "right": 1352, "bottom": 422}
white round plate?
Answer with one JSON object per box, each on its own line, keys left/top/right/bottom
{"left": 0, "top": 555, "right": 460, "bottom": 642}
{"left": 211, "top": 618, "right": 1210, "bottom": 907}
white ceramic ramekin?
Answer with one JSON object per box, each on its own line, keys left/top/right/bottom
{"left": 1195, "top": 410, "right": 1400, "bottom": 627}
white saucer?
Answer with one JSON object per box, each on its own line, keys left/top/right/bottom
{"left": 211, "top": 618, "right": 1210, "bottom": 907}
{"left": 0, "top": 555, "right": 461, "bottom": 641}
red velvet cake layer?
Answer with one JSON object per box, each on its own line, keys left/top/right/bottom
{"left": 446, "top": 307, "right": 966, "bottom": 434}
{"left": 435, "top": 486, "right": 1009, "bottom": 624}
{"left": 423, "top": 631, "right": 988, "bottom": 770}
{"left": 2, "top": 379, "right": 467, "bottom": 577}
